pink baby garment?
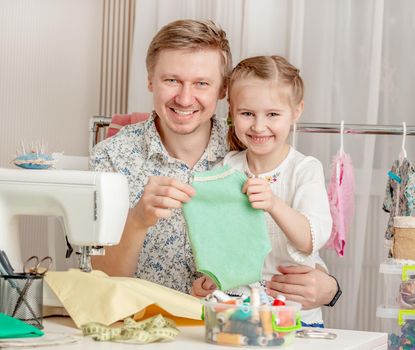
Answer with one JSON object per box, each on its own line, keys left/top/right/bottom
{"left": 326, "top": 151, "right": 355, "bottom": 256}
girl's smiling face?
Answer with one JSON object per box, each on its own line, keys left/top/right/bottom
{"left": 230, "top": 77, "right": 303, "bottom": 167}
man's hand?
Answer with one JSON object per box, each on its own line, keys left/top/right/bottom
{"left": 131, "top": 176, "right": 196, "bottom": 228}
{"left": 92, "top": 176, "right": 195, "bottom": 277}
{"left": 265, "top": 265, "right": 338, "bottom": 309}
{"left": 191, "top": 276, "right": 217, "bottom": 297}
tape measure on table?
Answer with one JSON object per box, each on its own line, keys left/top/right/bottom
{"left": 81, "top": 314, "right": 180, "bottom": 344}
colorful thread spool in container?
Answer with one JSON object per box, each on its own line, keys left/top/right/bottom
{"left": 203, "top": 298, "right": 301, "bottom": 347}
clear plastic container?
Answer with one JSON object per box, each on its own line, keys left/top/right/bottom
{"left": 202, "top": 300, "right": 302, "bottom": 347}
{"left": 376, "top": 306, "right": 415, "bottom": 350}
{"left": 379, "top": 259, "right": 415, "bottom": 309}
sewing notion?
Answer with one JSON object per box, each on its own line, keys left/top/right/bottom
{"left": 81, "top": 314, "right": 179, "bottom": 344}
{"left": 12, "top": 140, "right": 54, "bottom": 170}
{"left": 203, "top": 287, "right": 301, "bottom": 347}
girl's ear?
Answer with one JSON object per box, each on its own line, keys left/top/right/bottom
{"left": 293, "top": 100, "right": 304, "bottom": 123}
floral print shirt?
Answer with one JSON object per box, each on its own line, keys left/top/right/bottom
{"left": 383, "top": 158, "right": 415, "bottom": 242}
{"left": 89, "top": 111, "right": 228, "bottom": 293}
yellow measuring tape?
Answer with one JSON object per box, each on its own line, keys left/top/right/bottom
{"left": 81, "top": 314, "right": 180, "bottom": 344}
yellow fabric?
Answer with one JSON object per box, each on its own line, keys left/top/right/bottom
{"left": 133, "top": 304, "right": 204, "bottom": 326}
{"left": 44, "top": 269, "right": 203, "bottom": 328}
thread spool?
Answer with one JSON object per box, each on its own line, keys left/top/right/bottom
{"left": 259, "top": 309, "right": 273, "bottom": 339}
{"left": 272, "top": 294, "right": 286, "bottom": 306}
{"left": 259, "top": 289, "right": 271, "bottom": 305}
{"left": 270, "top": 336, "right": 285, "bottom": 346}
{"left": 217, "top": 308, "right": 236, "bottom": 325}
{"left": 212, "top": 290, "right": 232, "bottom": 303}
{"left": 224, "top": 320, "right": 262, "bottom": 338}
{"left": 250, "top": 288, "right": 261, "bottom": 323}
{"left": 213, "top": 332, "right": 248, "bottom": 346}
{"left": 250, "top": 335, "right": 269, "bottom": 346}
{"left": 230, "top": 305, "right": 252, "bottom": 321}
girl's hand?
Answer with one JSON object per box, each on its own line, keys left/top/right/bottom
{"left": 191, "top": 276, "right": 217, "bottom": 297}
{"left": 242, "top": 177, "right": 276, "bottom": 212}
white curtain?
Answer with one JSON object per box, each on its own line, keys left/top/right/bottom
{"left": 128, "top": 0, "right": 415, "bottom": 331}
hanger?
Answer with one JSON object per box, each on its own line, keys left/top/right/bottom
{"left": 292, "top": 123, "right": 297, "bottom": 149}
{"left": 339, "top": 120, "right": 345, "bottom": 156}
{"left": 399, "top": 122, "right": 407, "bottom": 164}
{"left": 336, "top": 120, "right": 345, "bottom": 185}
{"left": 393, "top": 122, "right": 407, "bottom": 215}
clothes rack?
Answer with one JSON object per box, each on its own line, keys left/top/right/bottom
{"left": 296, "top": 123, "right": 415, "bottom": 135}
{"left": 88, "top": 116, "right": 415, "bottom": 151}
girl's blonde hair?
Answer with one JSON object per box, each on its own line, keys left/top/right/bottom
{"left": 146, "top": 19, "right": 232, "bottom": 86}
{"left": 227, "top": 55, "right": 304, "bottom": 151}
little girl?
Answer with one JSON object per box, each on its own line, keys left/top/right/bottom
{"left": 193, "top": 55, "right": 332, "bottom": 327}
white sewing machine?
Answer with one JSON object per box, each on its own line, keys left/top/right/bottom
{"left": 0, "top": 167, "right": 129, "bottom": 277}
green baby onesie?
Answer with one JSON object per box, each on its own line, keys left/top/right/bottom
{"left": 183, "top": 165, "right": 271, "bottom": 291}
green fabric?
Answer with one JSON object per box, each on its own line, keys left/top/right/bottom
{"left": 183, "top": 165, "right": 271, "bottom": 291}
{"left": 0, "top": 313, "right": 43, "bottom": 338}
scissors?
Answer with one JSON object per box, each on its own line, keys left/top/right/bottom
{"left": 296, "top": 329, "right": 337, "bottom": 340}
{"left": 11, "top": 256, "right": 53, "bottom": 323}
{"left": 23, "top": 255, "right": 53, "bottom": 275}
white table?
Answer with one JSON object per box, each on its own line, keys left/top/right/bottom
{"left": 22, "top": 317, "right": 387, "bottom": 350}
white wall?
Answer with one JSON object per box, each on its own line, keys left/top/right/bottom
{"left": 0, "top": 0, "right": 103, "bottom": 269}
{"left": 0, "top": 0, "right": 102, "bottom": 166}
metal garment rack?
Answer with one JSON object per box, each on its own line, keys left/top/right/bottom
{"left": 89, "top": 116, "right": 112, "bottom": 151}
{"left": 296, "top": 123, "right": 415, "bottom": 136}
{"left": 88, "top": 115, "right": 415, "bottom": 151}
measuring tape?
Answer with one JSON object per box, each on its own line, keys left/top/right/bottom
{"left": 81, "top": 314, "right": 180, "bottom": 344}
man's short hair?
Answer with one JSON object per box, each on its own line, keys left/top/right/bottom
{"left": 146, "top": 19, "right": 232, "bottom": 84}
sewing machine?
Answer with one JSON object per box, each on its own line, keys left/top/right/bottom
{"left": 0, "top": 167, "right": 129, "bottom": 275}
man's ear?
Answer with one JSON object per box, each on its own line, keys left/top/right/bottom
{"left": 293, "top": 100, "right": 304, "bottom": 123}
{"left": 218, "top": 81, "right": 227, "bottom": 100}
{"left": 147, "top": 75, "right": 153, "bottom": 92}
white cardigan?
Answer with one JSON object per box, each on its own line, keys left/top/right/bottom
{"left": 223, "top": 146, "right": 333, "bottom": 324}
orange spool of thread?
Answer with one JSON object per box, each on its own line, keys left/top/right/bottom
{"left": 213, "top": 332, "right": 248, "bottom": 346}
{"left": 278, "top": 309, "right": 295, "bottom": 327}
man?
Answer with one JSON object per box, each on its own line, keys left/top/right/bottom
{"left": 90, "top": 19, "right": 340, "bottom": 309}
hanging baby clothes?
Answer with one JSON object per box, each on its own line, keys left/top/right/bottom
{"left": 182, "top": 165, "right": 271, "bottom": 291}
{"left": 326, "top": 151, "right": 355, "bottom": 257}
{"left": 383, "top": 158, "right": 415, "bottom": 246}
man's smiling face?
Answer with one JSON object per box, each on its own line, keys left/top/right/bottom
{"left": 148, "top": 48, "right": 225, "bottom": 138}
